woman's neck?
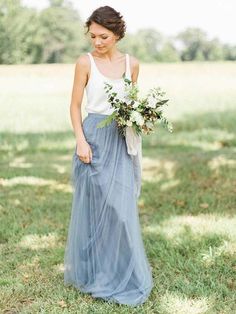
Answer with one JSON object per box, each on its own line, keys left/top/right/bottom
{"left": 92, "top": 47, "right": 123, "bottom": 61}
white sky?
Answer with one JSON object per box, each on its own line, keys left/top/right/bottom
{"left": 23, "top": 0, "right": 236, "bottom": 44}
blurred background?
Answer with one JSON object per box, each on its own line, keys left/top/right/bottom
{"left": 1, "top": 0, "right": 236, "bottom": 131}
{"left": 3, "top": 0, "right": 236, "bottom": 64}
{"left": 1, "top": 1, "right": 236, "bottom": 313}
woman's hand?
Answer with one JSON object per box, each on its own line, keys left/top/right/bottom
{"left": 76, "top": 139, "right": 93, "bottom": 164}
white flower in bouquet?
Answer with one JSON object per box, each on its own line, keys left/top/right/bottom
{"left": 126, "top": 120, "right": 133, "bottom": 127}
{"left": 130, "top": 111, "right": 144, "bottom": 126}
{"left": 132, "top": 100, "right": 139, "bottom": 109}
{"left": 116, "top": 84, "right": 133, "bottom": 103}
{"left": 146, "top": 96, "right": 156, "bottom": 108}
{"left": 115, "top": 92, "right": 128, "bottom": 103}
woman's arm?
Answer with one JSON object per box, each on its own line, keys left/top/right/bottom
{"left": 130, "top": 56, "right": 139, "bottom": 84}
{"left": 70, "top": 55, "right": 88, "bottom": 142}
{"left": 70, "top": 55, "right": 92, "bottom": 163}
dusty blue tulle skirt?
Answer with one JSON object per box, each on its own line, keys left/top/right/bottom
{"left": 64, "top": 113, "right": 153, "bottom": 306}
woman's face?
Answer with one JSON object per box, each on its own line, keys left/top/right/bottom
{"left": 88, "top": 22, "right": 119, "bottom": 53}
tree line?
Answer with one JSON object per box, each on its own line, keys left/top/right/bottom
{"left": 0, "top": 0, "right": 235, "bottom": 64}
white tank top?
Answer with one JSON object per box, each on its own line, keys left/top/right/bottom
{"left": 85, "top": 52, "right": 132, "bottom": 115}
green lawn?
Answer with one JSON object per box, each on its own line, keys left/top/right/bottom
{"left": 0, "top": 62, "right": 236, "bottom": 313}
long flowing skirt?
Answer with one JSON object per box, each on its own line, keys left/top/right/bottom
{"left": 64, "top": 113, "right": 153, "bottom": 306}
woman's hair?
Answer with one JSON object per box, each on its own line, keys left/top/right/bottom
{"left": 85, "top": 6, "right": 126, "bottom": 41}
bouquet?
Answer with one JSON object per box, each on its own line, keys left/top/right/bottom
{"left": 96, "top": 77, "right": 172, "bottom": 156}
{"left": 96, "top": 77, "right": 173, "bottom": 137}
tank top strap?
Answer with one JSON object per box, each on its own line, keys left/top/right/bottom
{"left": 87, "top": 52, "right": 96, "bottom": 72}
{"left": 87, "top": 52, "right": 93, "bottom": 62}
{"left": 125, "top": 53, "right": 131, "bottom": 79}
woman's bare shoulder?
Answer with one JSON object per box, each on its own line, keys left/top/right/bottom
{"left": 72, "top": 54, "right": 91, "bottom": 86}
{"left": 76, "top": 53, "right": 90, "bottom": 76}
{"left": 76, "top": 53, "right": 89, "bottom": 68}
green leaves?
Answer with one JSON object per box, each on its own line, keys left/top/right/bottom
{"left": 99, "top": 76, "right": 173, "bottom": 136}
{"left": 96, "top": 112, "right": 116, "bottom": 129}
{"left": 160, "top": 116, "right": 173, "bottom": 133}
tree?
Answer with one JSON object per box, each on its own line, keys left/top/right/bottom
{"left": 223, "top": 44, "right": 236, "bottom": 61}
{"left": 0, "top": 1, "right": 233, "bottom": 64}
{"left": 118, "top": 28, "right": 163, "bottom": 62}
{"left": 0, "top": 0, "right": 89, "bottom": 64}
{"left": 0, "top": 0, "right": 37, "bottom": 64}
{"left": 156, "top": 40, "right": 180, "bottom": 62}
{"left": 37, "top": 2, "right": 87, "bottom": 63}
{"left": 202, "top": 38, "right": 224, "bottom": 60}
{"left": 176, "top": 27, "right": 208, "bottom": 61}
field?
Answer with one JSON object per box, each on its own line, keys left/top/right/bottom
{"left": 0, "top": 62, "right": 236, "bottom": 313}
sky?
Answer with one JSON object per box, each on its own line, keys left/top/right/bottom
{"left": 22, "top": 0, "right": 236, "bottom": 44}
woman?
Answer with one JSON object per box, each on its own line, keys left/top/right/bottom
{"left": 64, "top": 6, "right": 153, "bottom": 306}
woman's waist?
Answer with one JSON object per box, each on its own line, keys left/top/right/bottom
{"left": 87, "top": 112, "right": 111, "bottom": 118}
{"left": 84, "top": 105, "right": 115, "bottom": 117}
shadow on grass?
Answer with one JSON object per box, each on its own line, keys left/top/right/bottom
{"left": 140, "top": 109, "right": 236, "bottom": 221}
{"left": 144, "top": 229, "right": 236, "bottom": 313}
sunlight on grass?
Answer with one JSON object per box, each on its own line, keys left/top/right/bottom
{"left": 37, "top": 138, "right": 75, "bottom": 151}
{"left": 9, "top": 156, "right": 32, "bottom": 168}
{"left": 53, "top": 263, "right": 65, "bottom": 273}
{"left": 0, "top": 176, "right": 72, "bottom": 192}
{"left": 142, "top": 157, "right": 176, "bottom": 182}
{"left": 0, "top": 139, "right": 29, "bottom": 152}
{"left": 160, "top": 179, "right": 180, "bottom": 191}
{"left": 144, "top": 214, "right": 236, "bottom": 241}
{"left": 11, "top": 199, "right": 21, "bottom": 206}
{"left": 0, "top": 142, "right": 13, "bottom": 152}
{"left": 52, "top": 164, "right": 67, "bottom": 174}
{"left": 16, "top": 139, "right": 29, "bottom": 151}
{"left": 57, "top": 155, "right": 73, "bottom": 161}
{"left": 18, "top": 233, "right": 58, "bottom": 250}
{"left": 208, "top": 155, "right": 236, "bottom": 173}
{"left": 163, "top": 129, "right": 235, "bottom": 151}
{"left": 172, "top": 139, "right": 223, "bottom": 151}
{"left": 0, "top": 176, "right": 54, "bottom": 186}
{"left": 159, "top": 291, "right": 211, "bottom": 314}
{"left": 201, "top": 240, "right": 236, "bottom": 266}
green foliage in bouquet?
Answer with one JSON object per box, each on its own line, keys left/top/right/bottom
{"left": 96, "top": 77, "right": 173, "bottom": 137}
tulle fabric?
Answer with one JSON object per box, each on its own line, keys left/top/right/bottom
{"left": 64, "top": 113, "right": 153, "bottom": 306}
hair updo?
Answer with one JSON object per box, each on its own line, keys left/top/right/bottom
{"left": 85, "top": 6, "right": 126, "bottom": 41}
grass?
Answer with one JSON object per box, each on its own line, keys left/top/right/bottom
{"left": 0, "top": 62, "right": 236, "bottom": 313}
